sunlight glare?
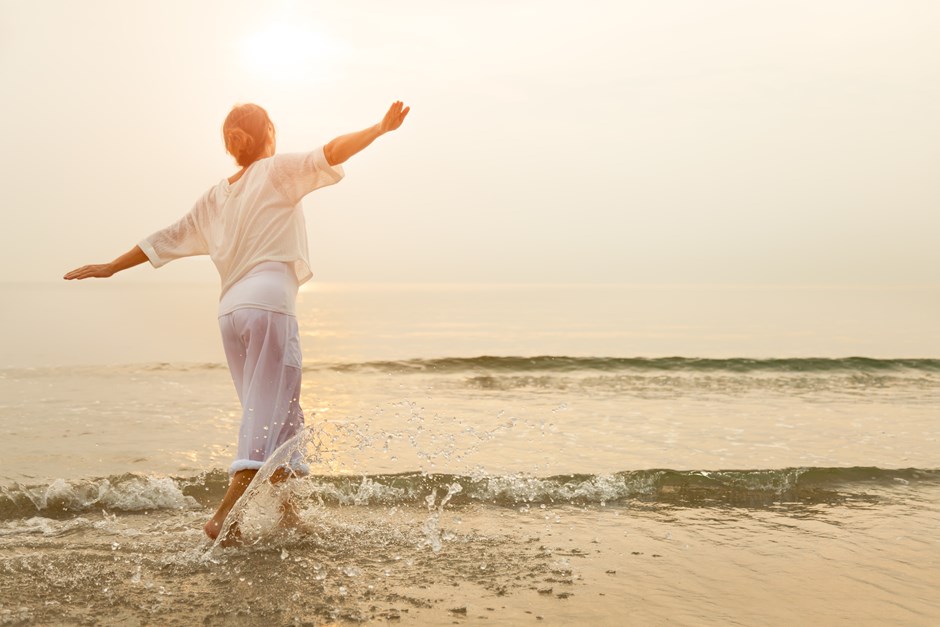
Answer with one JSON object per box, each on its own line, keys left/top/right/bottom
{"left": 240, "top": 22, "right": 335, "bottom": 81}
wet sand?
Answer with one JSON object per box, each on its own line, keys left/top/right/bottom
{"left": 3, "top": 485, "right": 938, "bottom": 626}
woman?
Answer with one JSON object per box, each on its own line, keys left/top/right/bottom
{"left": 64, "top": 100, "right": 410, "bottom": 544}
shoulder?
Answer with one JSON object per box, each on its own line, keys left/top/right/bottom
{"left": 272, "top": 147, "right": 328, "bottom": 167}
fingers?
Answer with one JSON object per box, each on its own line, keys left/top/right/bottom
{"left": 63, "top": 267, "right": 86, "bottom": 280}
{"left": 382, "top": 101, "right": 410, "bottom": 131}
{"left": 64, "top": 267, "right": 91, "bottom": 280}
{"left": 388, "top": 101, "right": 408, "bottom": 117}
{"left": 63, "top": 265, "right": 106, "bottom": 280}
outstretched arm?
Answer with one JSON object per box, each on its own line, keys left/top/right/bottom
{"left": 323, "top": 101, "right": 410, "bottom": 166}
{"left": 63, "top": 245, "right": 148, "bottom": 280}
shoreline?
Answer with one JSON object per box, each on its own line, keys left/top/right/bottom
{"left": 2, "top": 498, "right": 937, "bottom": 626}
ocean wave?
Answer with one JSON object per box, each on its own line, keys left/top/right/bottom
{"left": 0, "top": 474, "right": 201, "bottom": 521}
{"left": 322, "top": 356, "right": 940, "bottom": 374}
{"left": 461, "top": 372, "right": 940, "bottom": 394}
{"left": 6, "top": 356, "right": 939, "bottom": 378}
{"left": 330, "top": 356, "right": 940, "bottom": 394}
{"left": 1, "top": 467, "right": 936, "bottom": 521}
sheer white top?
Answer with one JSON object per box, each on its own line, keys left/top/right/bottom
{"left": 138, "top": 146, "right": 344, "bottom": 298}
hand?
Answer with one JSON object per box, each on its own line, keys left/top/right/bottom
{"left": 63, "top": 263, "right": 115, "bottom": 280}
{"left": 378, "top": 101, "right": 410, "bottom": 134}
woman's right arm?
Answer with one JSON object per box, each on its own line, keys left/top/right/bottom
{"left": 63, "top": 245, "right": 149, "bottom": 280}
{"left": 65, "top": 197, "right": 209, "bottom": 281}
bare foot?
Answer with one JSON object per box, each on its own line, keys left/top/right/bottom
{"left": 204, "top": 516, "right": 244, "bottom": 547}
{"left": 203, "top": 517, "right": 223, "bottom": 541}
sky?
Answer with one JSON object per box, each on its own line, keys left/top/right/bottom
{"left": 2, "top": 0, "right": 938, "bottom": 285}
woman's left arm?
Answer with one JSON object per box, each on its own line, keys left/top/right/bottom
{"left": 64, "top": 245, "right": 149, "bottom": 280}
{"left": 323, "top": 101, "right": 410, "bottom": 166}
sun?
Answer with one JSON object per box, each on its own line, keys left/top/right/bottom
{"left": 240, "top": 22, "right": 335, "bottom": 81}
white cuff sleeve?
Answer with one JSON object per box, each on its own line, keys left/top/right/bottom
{"left": 137, "top": 238, "right": 165, "bottom": 268}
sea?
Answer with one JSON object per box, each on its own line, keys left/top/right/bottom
{"left": 0, "top": 282, "right": 938, "bottom": 626}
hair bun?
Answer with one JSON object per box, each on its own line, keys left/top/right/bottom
{"left": 224, "top": 128, "right": 255, "bottom": 165}
{"left": 222, "top": 103, "right": 274, "bottom": 167}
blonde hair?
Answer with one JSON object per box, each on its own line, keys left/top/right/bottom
{"left": 222, "top": 103, "right": 274, "bottom": 167}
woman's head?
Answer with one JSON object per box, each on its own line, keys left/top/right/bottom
{"left": 222, "top": 103, "right": 275, "bottom": 167}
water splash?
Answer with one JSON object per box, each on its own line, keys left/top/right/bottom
{"left": 421, "top": 482, "right": 463, "bottom": 553}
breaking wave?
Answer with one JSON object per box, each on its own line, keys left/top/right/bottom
{"left": 321, "top": 356, "right": 940, "bottom": 374}
{"left": 2, "top": 467, "right": 936, "bottom": 521}
{"left": 5, "top": 356, "right": 939, "bottom": 379}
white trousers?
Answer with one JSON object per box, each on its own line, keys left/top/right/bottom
{"left": 219, "top": 308, "right": 306, "bottom": 476}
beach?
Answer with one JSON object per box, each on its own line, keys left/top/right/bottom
{"left": 6, "top": 0, "right": 940, "bottom": 621}
{"left": 1, "top": 282, "right": 938, "bottom": 625}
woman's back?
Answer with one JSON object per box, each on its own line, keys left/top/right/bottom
{"left": 139, "top": 146, "right": 344, "bottom": 297}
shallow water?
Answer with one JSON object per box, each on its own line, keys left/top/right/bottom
{"left": 0, "top": 283, "right": 938, "bottom": 625}
{"left": 2, "top": 477, "right": 939, "bottom": 625}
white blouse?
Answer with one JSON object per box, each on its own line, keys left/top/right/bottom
{"left": 138, "top": 146, "right": 344, "bottom": 298}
